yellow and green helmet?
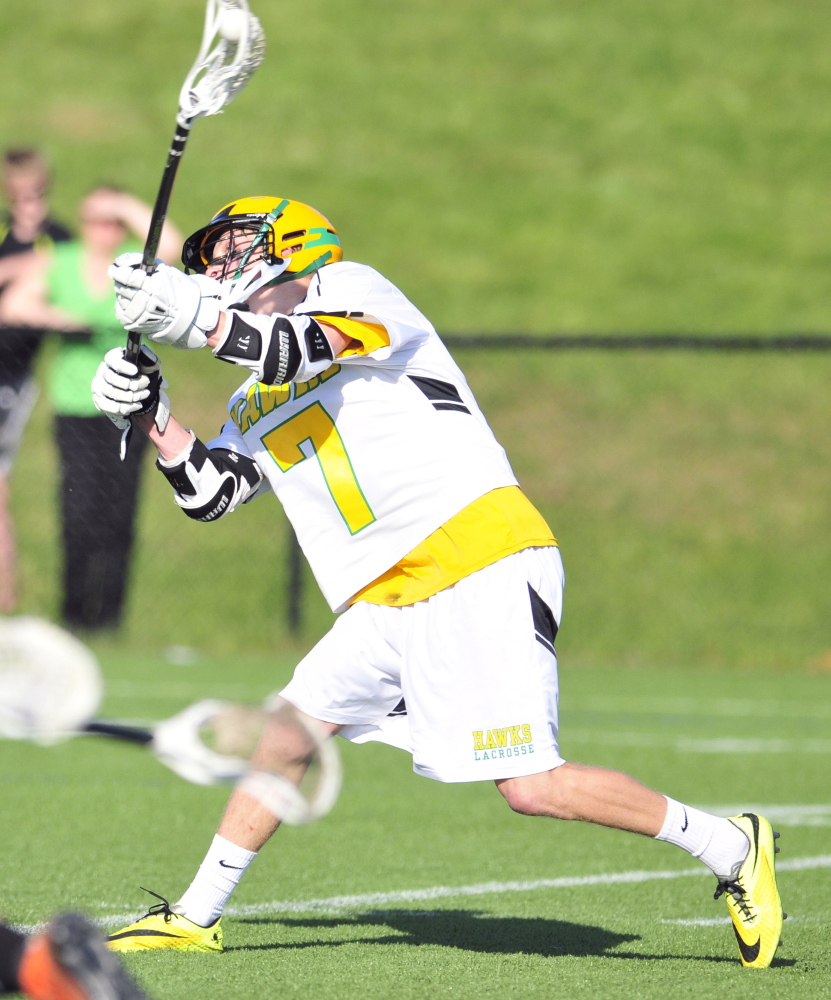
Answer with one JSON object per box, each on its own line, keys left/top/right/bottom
{"left": 181, "top": 196, "right": 342, "bottom": 291}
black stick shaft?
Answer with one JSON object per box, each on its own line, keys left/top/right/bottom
{"left": 124, "top": 117, "right": 193, "bottom": 364}
{"left": 120, "top": 118, "right": 194, "bottom": 460}
{"left": 82, "top": 720, "right": 154, "bottom": 746}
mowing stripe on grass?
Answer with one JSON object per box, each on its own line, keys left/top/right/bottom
{"left": 105, "top": 681, "right": 270, "bottom": 701}
{"left": 566, "top": 696, "right": 831, "bottom": 720}
{"left": 106, "top": 689, "right": 831, "bottom": 721}
{"left": 565, "top": 731, "right": 831, "bottom": 753}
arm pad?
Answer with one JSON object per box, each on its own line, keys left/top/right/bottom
{"left": 156, "top": 435, "right": 264, "bottom": 522}
{"left": 212, "top": 311, "right": 334, "bottom": 385}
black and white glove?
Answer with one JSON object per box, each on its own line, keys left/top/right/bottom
{"left": 108, "top": 252, "right": 222, "bottom": 350}
{"left": 91, "top": 346, "right": 170, "bottom": 432}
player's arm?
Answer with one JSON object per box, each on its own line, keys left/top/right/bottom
{"left": 91, "top": 348, "right": 265, "bottom": 522}
{"left": 0, "top": 252, "right": 91, "bottom": 332}
{"left": 108, "top": 256, "right": 351, "bottom": 377}
{"left": 204, "top": 310, "right": 350, "bottom": 382}
{"left": 150, "top": 420, "right": 266, "bottom": 523}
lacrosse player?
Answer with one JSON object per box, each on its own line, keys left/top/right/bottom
{"left": 93, "top": 197, "right": 783, "bottom": 968}
{"left": 0, "top": 912, "right": 149, "bottom": 1000}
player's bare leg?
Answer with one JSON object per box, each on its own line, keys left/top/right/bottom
{"left": 496, "top": 762, "right": 666, "bottom": 835}
{"left": 158, "top": 716, "right": 342, "bottom": 929}
{"left": 216, "top": 717, "right": 341, "bottom": 851}
{"left": 0, "top": 474, "right": 19, "bottom": 612}
{"left": 497, "top": 764, "right": 785, "bottom": 967}
{"left": 496, "top": 763, "right": 751, "bottom": 875}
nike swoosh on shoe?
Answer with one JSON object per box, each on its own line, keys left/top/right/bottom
{"left": 732, "top": 924, "right": 761, "bottom": 964}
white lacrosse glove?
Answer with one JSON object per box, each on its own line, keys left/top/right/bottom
{"left": 91, "top": 345, "right": 170, "bottom": 433}
{"left": 109, "top": 252, "right": 222, "bottom": 350}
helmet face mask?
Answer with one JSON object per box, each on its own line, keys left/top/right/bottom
{"left": 181, "top": 196, "right": 342, "bottom": 303}
{"left": 183, "top": 219, "right": 276, "bottom": 280}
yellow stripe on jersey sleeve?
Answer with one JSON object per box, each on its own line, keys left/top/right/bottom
{"left": 350, "top": 486, "right": 557, "bottom": 607}
{"left": 311, "top": 315, "right": 391, "bottom": 357}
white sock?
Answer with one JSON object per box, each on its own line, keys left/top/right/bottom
{"left": 655, "top": 797, "right": 750, "bottom": 880}
{"left": 175, "top": 835, "right": 257, "bottom": 927}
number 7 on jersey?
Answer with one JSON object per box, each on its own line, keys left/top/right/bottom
{"left": 261, "top": 402, "right": 376, "bottom": 535}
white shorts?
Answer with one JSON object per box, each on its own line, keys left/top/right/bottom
{"left": 277, "top": 546, "right": 567, "bottom": 783}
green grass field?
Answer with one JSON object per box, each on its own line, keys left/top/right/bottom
{"left": 2, "top": 654, "right": 829, "bottom": 1000}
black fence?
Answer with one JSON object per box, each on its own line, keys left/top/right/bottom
{"left": 442, "top": 333, "right": 831, "bottom": 351}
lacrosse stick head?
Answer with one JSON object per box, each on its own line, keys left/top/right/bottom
{"left": 0, "top": 617, "right": 102, "bottom": 744}
{"left": 178, "top": 0, "right": 266, "bottom": 125}
{"left": 151, "top": 699, "right": 256, "bottom": 785}
{"left": 151, "top": 697, "right": 342, "bottom": 823}
{"left": 237, "top": 698, "right": 342, "bottom": 825}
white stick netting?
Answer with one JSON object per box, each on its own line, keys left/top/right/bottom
{"left": 178, "top": 0, "right": 266, "bottom": 125}
{"left": 0, "top": 617, "right": 102, "bottom": 744}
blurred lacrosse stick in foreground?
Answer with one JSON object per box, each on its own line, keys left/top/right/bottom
{"left": 0, "top": 617, "right": 340, "bottom": 825}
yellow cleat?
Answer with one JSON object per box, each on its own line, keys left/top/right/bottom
{"left": 714, "top": 813, "right": 784, "bottom": 969}
{"left": 106, "top": 890, "right": 223, "bottom": 953}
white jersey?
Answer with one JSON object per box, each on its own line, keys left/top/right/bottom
{"left": 209, "top": 261, "right": 517, "bottom": 611}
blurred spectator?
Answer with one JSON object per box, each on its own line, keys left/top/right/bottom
{"left": 0, "top": 187, "right": 181, "bottom": 631}
{"left": 0, "top": 149, "right": 72, "bottom": 612}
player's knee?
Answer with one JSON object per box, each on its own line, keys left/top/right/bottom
{"left": 497, "top": 778, "right": 536, "bottom": 815}
{"left": 496, "top": 773, "right": 560, "bottom": 817}
{"left": 496, "top": 765, "right": 581, "bottom": 820}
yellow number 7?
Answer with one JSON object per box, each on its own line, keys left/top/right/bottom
{"left": 261, "top": 402, "right": 376, "bottom": 535}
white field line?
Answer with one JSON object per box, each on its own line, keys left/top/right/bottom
{"left": 565, "top": 730, "right": 831, "bottom": 754}
{"left": 697, "top": 804, "right": 831, "bottom": 827}
{"left": 662, "top": 916, "right": 825, "bottom": 927}
{"left": 78, "top": 854, "right": 831, "bottom": 929}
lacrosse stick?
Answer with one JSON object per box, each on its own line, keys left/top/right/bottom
{"left": 120, "top": 0, "right": 266, "bottom": 458}
{"left": 0, "top": 617, "right": 340, "bottom": 822}
{"left": 0, "top": 617, "right": 102, "bottom": 745}
{"left": 236, "top": 698, "right": 343, "bottom": 825}
{"left": 95, "top": 699, "right": 341, "bottom": 822}
{"left": 94, "top": 700, "right": 341, "bottom": 823}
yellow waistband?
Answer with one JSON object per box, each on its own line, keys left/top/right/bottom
{"left": 351, "top": 486, "right": 557, "bottom": 607}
